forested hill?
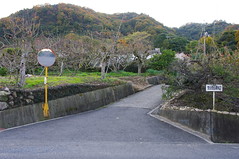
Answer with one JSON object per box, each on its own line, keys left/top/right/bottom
{"left": 0, "top": 3, "right": 173, "bottom": 37}
{"left": 176, "top": 21, "right": 239, "bottom": 40}
{"left": 0, "top": 3, "right": 238, "bottom": 42}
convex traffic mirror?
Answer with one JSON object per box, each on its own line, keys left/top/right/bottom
{"left": 37, "top": 49, "right": 56, "bottom": 67}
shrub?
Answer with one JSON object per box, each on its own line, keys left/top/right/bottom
{"left": 108, "top": 71, "right": 137, "bottom": 77}
{"left": 0, "top": 67, "right": 7, "bottom": 76}
{"left": 125, "top": 62, "right": 141, "bottom": 73}
{"left": 148, "top": 49, "right": 176, "bottom": 71}
{"left": 145, "top": 69, "right": 162, "bottom": 76}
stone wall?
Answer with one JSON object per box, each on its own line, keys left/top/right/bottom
{"left": 0, "top": 83, "right": 135, "bottom": 129}
{"left": 0, "top": 87, "right": 10, "bottom": 111}
{"left": 0, "top": 84, "right": 112, "bottom": 110}
{"left": 147, "top": 75, "right": 166, "bottom": 85}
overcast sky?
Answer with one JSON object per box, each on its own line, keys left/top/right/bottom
{"left": 0, "top": 0, "right": 238, "bottom": 28}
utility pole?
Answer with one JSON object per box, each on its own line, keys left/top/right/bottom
{"left": 203, "top": 32, "right": 208, "bottom": 55}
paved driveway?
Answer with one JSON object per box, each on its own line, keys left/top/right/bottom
{"left": 0, "top": 85, "right": 238, "bottom": 159}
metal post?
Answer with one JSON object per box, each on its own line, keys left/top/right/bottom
{"left": 43, "top": 67, "right": 49, "bottom": 117}
{"left": 213, "top": 91, "right": 215, "bottom": 111}
{"left": 203, "top": 36, "right": 206, "bottom": 55}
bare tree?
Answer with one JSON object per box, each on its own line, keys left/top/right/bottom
{"left": 126, "top": 32, "right": 152, "bottom": 74}
{"left": 2, "top": 16, "right": 39, "bottom": 87}
{"left": 98, "top": 39, "right": 113, "bottom": 79}
{"left": 0, "top": 48, "right": 21, "bottom": 79}
{"left": 58, "top": 33, "right": 91, "bottom": 75}
{"left": 109, "top": 39, "right": 132, "bottom": 72}
{"left": 34, "top": 34, "right": 68, "bottom": 75}
{"left": 0, "top": 41, "right": 5, "bottom": 50}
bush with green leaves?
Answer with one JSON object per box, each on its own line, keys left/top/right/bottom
{"left": 0, "top": 67, "right": 7, "bottom": 76}
{"left": 145, "top": 69, "right": 162, "bottom": 76}
{"left": 148, "top": 50, "right": 176, "bottom": 71}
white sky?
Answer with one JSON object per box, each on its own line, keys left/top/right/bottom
{"left": 0, "top": 0, "right": 238, "bottom": 28}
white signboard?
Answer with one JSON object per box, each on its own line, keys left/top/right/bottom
{"left": 206, "top": 84, "right": 223, "bottom": 92}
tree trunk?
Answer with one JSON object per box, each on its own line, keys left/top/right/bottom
{"left": 138, "top": 62, "right": 142, "bottom": 74}
{"left": 18, "top": 53, "right": 27, "bottom": 87}
{"left": 101, "top": 60, "right": 107, "bottom": 79}
{"left": 111, "top": 62, "right": 119, "bottom": 72}
{"left": 59, "top": 61, "right": 64, "bottom": 76}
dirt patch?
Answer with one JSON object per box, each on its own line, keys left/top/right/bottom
{"left": 118, "top": 76, "right": 151, "bottom": 92}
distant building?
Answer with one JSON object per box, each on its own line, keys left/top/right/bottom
{"left": 175, "top": 52, "right": 190, "bottom": 60}
{"left": 147, "top": 48, "right": 161, "bottom": 59}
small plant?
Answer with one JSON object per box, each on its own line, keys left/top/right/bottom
{"left": 0, "top": 67, "right": 7, "bottom": 76}
{"left": 162, "top": 85, "right": 177, "bottom": 100}
{"left": 78, "top": 72, "right": 89, "bottom": 76}
{"left": 108, "top": 71, "right": 137, "bottom": 77}
{"left": 145, "top": 69, "right": 162, "bottom": 76}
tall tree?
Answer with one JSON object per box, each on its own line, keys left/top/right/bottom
{"left": 235, "top": 30, "right": 239, "bottom": 49}
{"left": 0, "top": 48, "right": 21, "bottom": 78}
{"left": 109, "top": 39, "right": 132, "bottom": 72}
{"left": 217, "top": 30, "right": 237, "bottom": 51}
{"left": 186, "top": 40, "right": 198, "bottom": 54}
{"left": 125, "top": 32, "right": 153, "bottom": 74}
{"left": 164, "top": 36, "right": 189, "bottom": 53}
{"left": 98, "top": 39, "right": 115, "bottom": 79}
{"left": 2, "top": 16, "right": 39, "bottom": 87}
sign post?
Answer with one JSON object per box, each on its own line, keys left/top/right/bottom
{"left": 43, "top": 67, "right": 49, "bottom": 117}
{"left": 206, "top": 84, "right": 223, "bottom": 111}
{"left": 37, "top": 49, "right": 56, "bottom": 118}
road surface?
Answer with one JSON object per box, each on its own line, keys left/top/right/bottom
{"left": 0, "top": 85, "right": 239, "bottom": 159}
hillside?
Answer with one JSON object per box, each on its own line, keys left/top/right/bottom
{"left": 176, "top": 20, "right": 239, "bottom": 40}
{"left": 0, "top": 3, "right": 172, "bottom": 38}
{"left": 0, "top": 3, "right": 238, "bottom": 51}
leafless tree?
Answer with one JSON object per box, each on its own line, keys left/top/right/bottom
{"left": 2, "top": 16, "right": 40, "bottom": 87}
{"left": 126, "top": 32, "right": 152, "bottom": 74}
{"left": 109, "top": 40, "right": 132, "bottom": 72}
{"left": 0, "top": 48, "right": 21, "bottom": 79}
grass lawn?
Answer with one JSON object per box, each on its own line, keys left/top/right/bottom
{"left": 0, "top": 71, "right": 145, "bottom": 89}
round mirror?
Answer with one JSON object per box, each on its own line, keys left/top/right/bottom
{"left": 37, "top": 49, "right": 56, "bottom": 67}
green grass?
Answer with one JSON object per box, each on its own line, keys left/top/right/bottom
{"left": 0, "top": 72, "right": 124, "bottom": 89}
{"left": 23, "top": 75, "right": 116, "bottom": 88}
{"left": 107, "top": 71, "right": 138, "bottom": 77}
{"left": 23, "top": 76, "right": 90, "bottom": 88}
{"left": 0, "top": 77, "right": 16, "bottom": 87}
{"left": 0, "top": 71, "right": 156, "bottom": 89}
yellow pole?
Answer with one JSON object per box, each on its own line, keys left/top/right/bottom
{"left": 43, "top": 67, "right": 49, "bottom": 117}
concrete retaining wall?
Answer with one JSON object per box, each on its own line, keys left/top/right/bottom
{"left": 0, "top": 83, "right": 134, "bottom": 129}
{"left": 212, "top": 112, "right": 239, "bottom": 143}
{"left": 159, "top": 108, "right": 239, "bottom": 143}
{"left": 147, "top": 75, "right": 166, "bottom": 85}
{"left": 2, "top": 84, "right": 111, "bottom": 110}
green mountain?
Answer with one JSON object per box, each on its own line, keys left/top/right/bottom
{"left": 0, "top": 2, "right": 238, "bottom": 48}
{"left": 0, "top": 3, "right": 172, "bottom": 38}
{"left": 176, "top": 20, "right": 239, "bottom": 40}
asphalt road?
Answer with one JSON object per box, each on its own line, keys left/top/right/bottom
{"left": 0, "top": 85, "right": 239, "bottom": 159}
